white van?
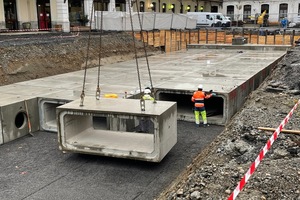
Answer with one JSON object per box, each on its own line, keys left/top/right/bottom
{"left": 186, "top": 12, "right": 231, "bottom": 28}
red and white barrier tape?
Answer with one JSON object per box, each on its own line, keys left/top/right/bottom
{"left": 0, "top": 28, "right": 55, "bottom": 32}
{"left": 228, "top": 99, "right": 300, "bottom": 200}
{"left": 0, "top": 26, "right": 81, "bottom": 34}
{"left": 0, "top": 28, "right": 80, "bottom": 41}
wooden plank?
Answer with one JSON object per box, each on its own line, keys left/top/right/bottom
{"left": 258, "top": 127, "right": 300, "bottom": 135}
{"left": 160, "top": 30, "right": 165, "bottom": 46}
{"left": 165, "top": 30, "right": 171, "bottom": 53}
{"left": 133, "top": 29, "right": 297, "bottom": 52}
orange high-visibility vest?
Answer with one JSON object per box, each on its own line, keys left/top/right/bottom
{"left": 191, "top": 91, "right": 212, "bottom": 108}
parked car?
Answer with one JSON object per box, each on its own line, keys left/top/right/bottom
{"left": 186, "top": 12, "right": 231, "bottom": 28}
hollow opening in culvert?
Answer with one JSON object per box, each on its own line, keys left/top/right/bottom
{"left": 15, "top": 112, "right": 27, "bottom": 129}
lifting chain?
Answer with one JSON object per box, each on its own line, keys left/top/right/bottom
{"left": 80, "top": 1, "right": 94, "bottom": 106}
{"left": 133, "top": 1, "right": 156, "bottom": 104}
{"left": 96, "top": 4, "right": 104, "bottom": 100}
{"left": 129, "top": 0, "right": 156, "bottom": 111}
{"left": 81, "top": 0, "right": 104, "bottom": 106}
{"left": 80, "top": 0, "right": 155, "bottom": 110}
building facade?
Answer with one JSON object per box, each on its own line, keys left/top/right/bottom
{"left": 223, "top": 0, "right": 300, "bottom": 24}
{"left": 0, "top": 0, "right": 223, "bottom": 32}
{"left": 0, "top": 0, "right": 91, "bottom": 32}
{"left": 2, "top": 0, "right": 299, "bottom": 32}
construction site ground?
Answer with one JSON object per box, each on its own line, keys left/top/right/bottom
{"left": 0, "top": 31, "right": 300, "bottom": 200}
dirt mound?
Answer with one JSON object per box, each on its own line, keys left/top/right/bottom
{"left": 0, "top": 32, "right": 160, "bottom": 86}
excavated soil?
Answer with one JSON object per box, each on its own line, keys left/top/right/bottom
{"left": 0, "top": 31, "right": 160, "bottom": 85}
{"left": 0, "top": 31, "right": 300, "bottom": 200}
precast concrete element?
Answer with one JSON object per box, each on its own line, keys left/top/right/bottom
{"left": 38, "top": 90, "right": 77, "bottom": 132}
{"left": 0, "top": 94, "right": 39, "bottom": 145}
{"left": 0, "top": 46, "right": 288, "bottom": 141}
{"left": 33, "top": 75, "right": 138, "bottom": 132}
{"left": 57, "top": 97, "right": 177, "bottom": 162}
{"left": 155, "top": 89, "right": 225, "bottom": 124}
{"left": 8, "top": 72, "right": 138, "bottom": 133}
{"left": 151, "top": 47, "right": 286, "bottom": 125}
{"left": 0, "top": 83, "right": 66, "bottom": 135}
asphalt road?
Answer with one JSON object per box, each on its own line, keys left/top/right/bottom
{"left": 0, "top": 121, "right": 223, "bottom": 200}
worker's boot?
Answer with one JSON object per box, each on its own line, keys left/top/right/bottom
{"left": 198, "top": 122, "right": 203, "bottom": 127}
{"left": 203, "top": 123, "right": 209, "bottom": 127}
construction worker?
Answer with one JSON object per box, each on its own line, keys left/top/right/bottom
{"left": 142, "top": 87, "right": 154, "bottom": 101}
{"left": 281, "top": 17, "right": 288, "bottom": 29}
{"left": 139, "top": 87, "right": 154, "bottom": 132}
{"left": 191, "top": 84, "right": 214, "bottom": 127}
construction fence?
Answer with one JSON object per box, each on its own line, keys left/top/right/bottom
{"left": 134, "top": 28, "right": 300, "bottom": 52}
{"left": 93, "top": 11, "right": 197, "bottom": 31}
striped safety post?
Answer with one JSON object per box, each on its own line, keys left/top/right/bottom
{"left": 228, "top": 99, "right": 300, "bottom": 200}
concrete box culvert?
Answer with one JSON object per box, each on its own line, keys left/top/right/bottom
{"left": 38, "top": 98, "right": 72, "bottom": 132}
{"left": 57, "top": 97, "right": 177, "bottom": 162}
{"left": 155, "top": 89, "right": 226, "bottom": 125}
{"left": 0, "top": 97, "right": 39, "bottom": 144}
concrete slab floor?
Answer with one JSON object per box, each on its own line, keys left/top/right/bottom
{"left": 0, "top": 46, "right": 287, "bottom": 144}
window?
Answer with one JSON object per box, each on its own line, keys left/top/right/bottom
{"left": 170, "top": 4, "right": 175, "bottom": 13}
{"left": 279, "top": 3, "right": 288, "bottom": 20}
{"left": 180, "top": 3, "right": 183, "bottom": 13}
{"left": 94, "top": 0, "right": 109, "bottom": 11}
{"left": 260, "top": 4, "right": 269, "bottom": 26}
{"left": 115, "top": 0, "right": 126, "bottom": 11}
{"left": 261, "top": 4, "right": 269, "bottom": 14}
{"left": 227, "top": 5, "right": 234, "bottom": 20}
{"left": 211, "top": 6, "right": 218, "bottom": 13}
{"left": 151, "top": 2, "right": 156, "bottom": 12}
{"left": 139, "top": 1, "right": 144, "bottom": 12}
{"left": 200, "top": 6, "right": 204, "bottom": 12}
{"left": 243, "top": 5, "right": 251, "bottom": 21}
{"left": 186, "top": 5, "right": 191, "bottom": 12}
{"left": 162, "top": 3, "right": 166, "bottom": 13}
{"left": 4, "top": 0, "right": 18, "bottom": 29}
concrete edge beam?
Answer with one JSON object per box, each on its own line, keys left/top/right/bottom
{"left": 187, "top": 44, "right": 291, "bottom": 51}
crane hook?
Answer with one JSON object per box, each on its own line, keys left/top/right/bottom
{"left": 96, "top": 86, "right": 101, "bottom": 100}
{"left": 80, "top": 90, "right": 85, "bottom": 107}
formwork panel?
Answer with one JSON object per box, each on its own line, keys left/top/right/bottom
{"left": 57, "top": 97, "right": 177, "bottom": 162}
